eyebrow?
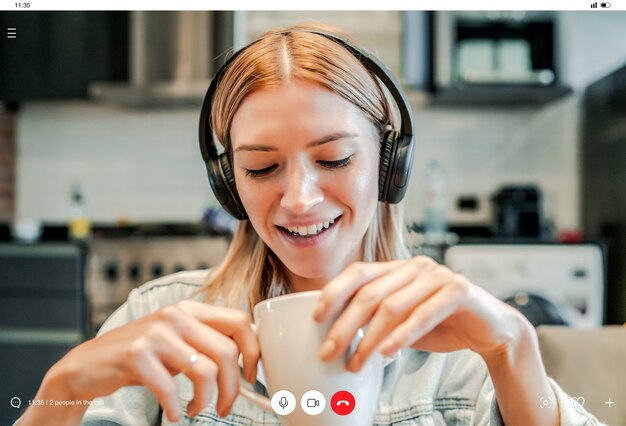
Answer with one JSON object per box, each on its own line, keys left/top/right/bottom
{"left": 234, "top": 131, "right": 358, "bottom": 153}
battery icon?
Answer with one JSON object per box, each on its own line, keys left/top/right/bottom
{"left": 601, "top": 2, "right": 611, "bottom": 7}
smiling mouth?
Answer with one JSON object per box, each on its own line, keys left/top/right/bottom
{"left": 277, "top": 215, "right": 342, "bottom": 238}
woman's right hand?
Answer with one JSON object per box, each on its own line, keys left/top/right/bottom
{"left": 27, "top": 300, "right": 260, "bottom": 423}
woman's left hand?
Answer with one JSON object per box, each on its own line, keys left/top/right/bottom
{"left": 313, "top": 256, "right": 528, "bottom": 371}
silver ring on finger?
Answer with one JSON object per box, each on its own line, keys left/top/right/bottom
{"left": 182, "top": 352, "right": 199, "bottom": 374}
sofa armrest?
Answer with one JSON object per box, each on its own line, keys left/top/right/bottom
{"left": 537, "top": 326, "right": 626, "bottom": 425}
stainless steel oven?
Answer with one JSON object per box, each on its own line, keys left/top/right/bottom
{"left": 86, "top": 234, "right": 230, "bottom": 335}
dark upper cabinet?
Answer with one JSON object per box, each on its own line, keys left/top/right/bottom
{"left": 0, "top": 12, "right": 128, "bottom": 102}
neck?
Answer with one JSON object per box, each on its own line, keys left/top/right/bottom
{"left": 284, "top": 241, "right": 365, "bottom": 293}
{"left": 287, "top": 272, "right": 329, "bottom": 293}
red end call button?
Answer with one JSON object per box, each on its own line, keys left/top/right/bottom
{"left": 331, "top": 390, "right": 355, "bottom": 415}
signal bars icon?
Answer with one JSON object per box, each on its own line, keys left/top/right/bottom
{"left": 590, "top": 2, "right": 598, "bottom": 7}
{"left": 7, "top": 27, "right": 17, "bottom": 39}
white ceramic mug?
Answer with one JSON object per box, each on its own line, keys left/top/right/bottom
{"left": 238, "top": 290, "right": 385, "bottom": 426}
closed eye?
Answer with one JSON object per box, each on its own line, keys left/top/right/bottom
{"left": 244, "top": 164, "right": 278, "bottom": 178}
{"left": 318, "top": 155, "right": 353, "bottom": 169}
{"left": 244, "top": 155, "right": 353, "bottom": 178}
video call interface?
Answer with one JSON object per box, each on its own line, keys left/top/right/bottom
{"left": 1, "top": 5, "right": 625, "bottom": 426}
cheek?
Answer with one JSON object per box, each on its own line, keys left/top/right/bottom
{"left": 235, "top": 176, "right": 253, "bottom": 208}
{"left": 234, "top": 161, "right": 261, "bottom": 209}
{"left": 234, "top": 173, "right": 270, "bottom": 228}
{"left": 343, "top": 155, "right": 380, "bottom": 219}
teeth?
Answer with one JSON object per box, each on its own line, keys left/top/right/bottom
{"left": 284, "top": 218, "right": 338, "bottom": 237}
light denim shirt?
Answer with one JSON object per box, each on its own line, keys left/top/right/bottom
{"left": 80, "top": 271, "right": 603, "bottom": 426}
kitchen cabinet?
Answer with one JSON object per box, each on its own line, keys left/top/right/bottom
{"left": 0, "top": 242, "right": 86, "bottom": 425}
{"left": 0, "top": 12, "right": 128, "bottom": 102}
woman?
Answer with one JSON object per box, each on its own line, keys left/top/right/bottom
{"left": 19, "top": 24, "right": 600, "bottom": 426}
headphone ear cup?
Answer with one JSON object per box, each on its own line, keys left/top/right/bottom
{"left": 378, "top": 130, "right": 398, "bottom": 202}
{"left": 218, "top": 154, "right": 247, "bottom": 219}
{"left": 206, "top": 154, "right": 247, "bottom": 220}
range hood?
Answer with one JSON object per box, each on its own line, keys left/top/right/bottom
{"left": 89, "top": 11, "right": 235, "bottom": 108}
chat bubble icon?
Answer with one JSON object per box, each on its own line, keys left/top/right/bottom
{"left": 11, "top": 397, "right": 21, "bottom": 408}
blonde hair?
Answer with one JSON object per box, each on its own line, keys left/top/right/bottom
{"left": 202, "top": 23, "right": 411, "bottom": 311}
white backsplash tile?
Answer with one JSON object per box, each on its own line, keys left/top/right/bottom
{"left": 404, "top": 95, "right": 580, "bottom": 230}
{"left": 16, "top": 95, "right": 581, "bottom": 232}
{"left": 16, "top": 102, "right": 213, "bottom": 223}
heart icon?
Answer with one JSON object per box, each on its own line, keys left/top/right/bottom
{"left": 572, "top": 396, "right": 585, "bottom": 406}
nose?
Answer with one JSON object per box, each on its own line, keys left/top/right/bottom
{"left": 280, "top": 161, "right": 324, "bottom": 214}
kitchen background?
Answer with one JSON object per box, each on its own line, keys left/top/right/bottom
{"left": 1, "top": 11, "right": 626, "bottom": 424}
{"left": 0, "top": 11, "right": 623, "bottom": 228}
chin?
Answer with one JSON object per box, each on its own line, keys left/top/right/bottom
{"left": 283, "top": 255, "right": 339, "bottom": 281}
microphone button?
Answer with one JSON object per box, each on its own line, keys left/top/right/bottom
{"left": 271, "top": 390, "right": 296, "bottom": 415}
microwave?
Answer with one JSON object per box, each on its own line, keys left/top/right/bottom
{"left": 402, "top": 11, "right": 571, "bottom": 106}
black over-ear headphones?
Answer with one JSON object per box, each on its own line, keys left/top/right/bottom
{"left": 199, "top": 29, "right": 415, "bottom": 220}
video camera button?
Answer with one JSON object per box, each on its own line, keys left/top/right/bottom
{"left": 301, "top": 390, "right": 325, "bottom": 415}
